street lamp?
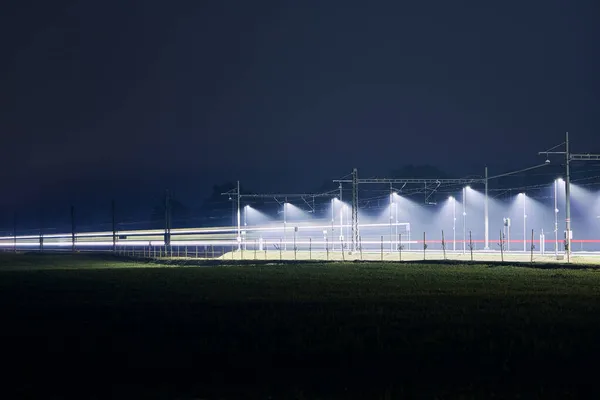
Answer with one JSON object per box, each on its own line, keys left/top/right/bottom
{"left": 331, "top": 198, "right": 335, "bottom": 251}
{"left": 389, "top": 190, "right": 394, "bottom": 251}
{"left": 243, "top": 205, "right": 249, "bottom": 251}
{"left": 519, "top": 193, "right": 527, "bottom": 252}
{"left": 340, "top": 203, "right": 344, "bottom": 248}
{"left": 283, "top": 202, "right": 287, "bottom": 251}
{"left": 394, "top": 194, "right": 398, "bottom": 250}
{"left": 462, "top": 187, "right": 468, "bottom": 254}
{"left": 449, "top": 196, "right": 456, "bottom": 251}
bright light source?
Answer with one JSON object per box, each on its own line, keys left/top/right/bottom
{"left": 449, "top": 196, "right": 454, "bottom": 201}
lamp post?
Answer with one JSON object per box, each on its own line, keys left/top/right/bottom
{"left": 236, "top": 181, "right": 241, "bottom": 251}
{"left": 344, "top": 204, "right": 349, "bottom": 247}
{"left": 340, "top": 203, "right": 344, "bottom": 248}
{"left": 389, "top": 189, "right": 393, "bottom": 251}
{"left": 462, "top": 187, "right": 467, "bottom": 254}
{"left": 394, "top": 198, "right": 398, "bottom": 250}
{"left": 450, "top": 196, "right": 456, "bottom": 251}
{"left": 243, "top": 205, "right": 248, "bottom": 251}
{"left": 554, "top": 179, "right": 561, "bottom": 256}
{"left": 331, "top": 198, "right": 335, "bottom": 251}
{"left": 283, "top": 202, "right": 287, "bottom": 251}
{"left": 520, "top": 193, "right": 527, "bottom": 252}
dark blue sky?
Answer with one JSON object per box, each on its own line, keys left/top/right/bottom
{"left": 1, "top": 0, "right": 598, "bottom": 223}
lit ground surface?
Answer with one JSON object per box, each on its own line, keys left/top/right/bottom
{"left": 217, "top": 249, "right": 600, "bottom": 265}
{"left": 2, "top": 253, "right": 600, "bottom": 397}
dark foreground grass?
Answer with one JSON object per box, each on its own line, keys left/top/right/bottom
{"left": 1, "top": 254, "right": 600, "bottom": 398}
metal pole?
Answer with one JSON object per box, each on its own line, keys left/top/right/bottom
{"left": 237, "top": 181, "right": 241, "bottom": 251}
{"left": 283, "top": 201, "right": 287, "bottom": 251}
{"left": 554, "top": 179, "right": 558, "bottom": 257}
{"left": 389, "top": 185, "right": 393, "bottom": 251}
{"left": 452, "top": 197, "right": 456, "bottom": 251}
{"left": 530, "top": 229, "right": 534, "bottom": 262}
{"left": 394, "top": 202, "right": 398, "bottom": 250}
{"left": 484, "top": 166, "right": 489, "bottom": 249}
{"left": 331, "top": 198, "right": 335, "bottom": 251}
{"left": 469, "top": 231, "right": 473, "bottom": 261}
{"left": 442, "top": 230, "right": 446, "bottom": 260}
{"left": 399, "top": 233, "right": 402, "bottom": 261}
{"left": 565, "top": 132, "right": 572, "bottom": 261}
{"left": 352, "top": 168, "right": 359, "bottom": 252}
{"left": 462, "top": 187, "right": 466, "bottom": 254}
{"left": 243, "top": 205, "right": 247, "bottom": 251}
{"left": 500, "top": 230, "right": 504, "bottom": 262}
{"left": 523, "top": 194, "right": 527, "bottom": 252}
{"left": 340, "top": 204, "right": 343, "bottom": 249}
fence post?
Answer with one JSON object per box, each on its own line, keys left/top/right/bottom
{"left": 341, "top": 239, "right": 345, "bottom": 261}
{"left": 359, "top": 236, "right": 363, "bottom": 260}
{"left": 423, "top": 232, "right": 426, "bottom": 261}
{"left": 399, "top": 233, "right": 402, "bottom": 261}
{"left": 380, "top": 236, "right": 384, "bottom": 261}
{"left": 254, "top": 239, "right": 257, "bottom": 260}
{"left": 309, "top": 238, "right": 312, "bottom": 260}
{"left": 326, "top": 237, "right": 329, "bottom": 261}
{"left": 442, "top": 230, "right": 446, "bottom": 260}
{"left": 499, "top": 230, "right": 504, "bottom": 262}
{"left": 279, "top": 239, "right": 282, "bottom": 261}
{"left": 469, "top": 231, "right": 473, "bottom": 261}
{"left": 530, "top": 229, "right": 534, "bottom": 263}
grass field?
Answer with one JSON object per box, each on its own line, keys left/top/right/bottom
{"left": 1, "top": 253, "right": 600, "bottom": 398}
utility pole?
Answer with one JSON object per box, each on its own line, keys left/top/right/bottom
{"left": 565, "top": 132, "right": 571, "bottom": 260}
{"left": 539, "top": 132, "right": 600, "bottom": 260}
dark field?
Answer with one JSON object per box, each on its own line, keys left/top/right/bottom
{"left": 1, "top": 254, "right": 600, "bottom": 398}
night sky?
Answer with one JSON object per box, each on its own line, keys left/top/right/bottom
{"left": 1, "top": 0, "right": 598, "bottom": 226}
